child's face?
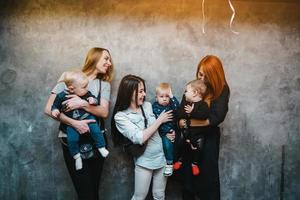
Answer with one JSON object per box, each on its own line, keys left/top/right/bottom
{"left": 69, "top": 81, "right": 88, "bottom": 97}
{"left": 184, "top": 84, "right": 195, "bottom": 102}
{"left": 156, "top": 90, "right": 170, "bottom": 106}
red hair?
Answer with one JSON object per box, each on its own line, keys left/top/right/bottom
{"left": 196, "top": 55, "right": 227, "bottom": 101}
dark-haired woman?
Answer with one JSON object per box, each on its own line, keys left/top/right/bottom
{"left": 179, "top": 55, "right": 230, "bottom": 200}
{"left": 111, "top": 74, "right": 174, "bottom": 200}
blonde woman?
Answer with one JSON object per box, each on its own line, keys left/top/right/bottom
{"left": 44, "top": 47, "right": 113, "bottom": 200}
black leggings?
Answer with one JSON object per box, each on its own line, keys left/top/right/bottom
{"left": 181, "top": 130, "right": 221, "bottom": 200}
{"left": 61, "top": 138, "right": 105, "bottom": 200}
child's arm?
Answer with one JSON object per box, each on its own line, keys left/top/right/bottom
{"left": 184, "top": 103, "right": 194, "bottom": 114}
{"left": 51, "top": 93, "right": 64, "bottom": 119}
{"left": 169, "top": 88, "right": 180, "bottom": 111}
{"left": 86, "top": 91, "right": 98, "bottom": 105}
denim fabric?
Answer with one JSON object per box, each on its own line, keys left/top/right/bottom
{"left": 67, "top": 115, "right": 105, "bottom": 156}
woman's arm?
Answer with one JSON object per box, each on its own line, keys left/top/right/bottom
{"left": 44, "top": 93, "right": 95, "bottom": 134}
{"left": 67, "top": 96, "right": 109, "bottom": 117}
{"left": 115, "top": 110, "right": 173, "bottom": 145}
{"left": 141, "top": 110, "right": 173, "bottom": 143}
{"left": 62, "top": 95, "right": 109, "bottom": 118}
{"left": 63, "top": 81, "right": 110, "bottom": 118}
{"left": 44, "top": 93, "right": 59, "bottom": 119}
{"left": 208, "top": 86, "right": 230, "bottom": 126}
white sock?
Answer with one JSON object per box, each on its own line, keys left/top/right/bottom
{"left": 98, "top": 147, "right": 109, "bottom": 157}
{"left": 73, "top": 153, "right": 82, "bottom": 170}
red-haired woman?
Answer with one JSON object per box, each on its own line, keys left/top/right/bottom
{"left": 178, "top": 55, "right": 230, "bottom": 200}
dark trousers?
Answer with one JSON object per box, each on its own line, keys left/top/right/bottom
{"left": 181, "top": 128, "right": 221, "bottom": 200}
{"left": 62, "top": 137, "right": 105, "bottom": 200}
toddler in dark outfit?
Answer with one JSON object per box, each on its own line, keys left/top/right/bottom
{"left": 175, "top": 79, "right": 211, "bottom": 175}
{"left": 51, "top": 70, "right": 109, "bottom": 170}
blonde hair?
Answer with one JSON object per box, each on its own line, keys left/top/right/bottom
{"left": 156, "top": 82, "right": 171, "bottom": 94}
{"left": 187, "top": 79, "right": 211, "bottom": 106}
{"left": 60, "top": 70, "right": 89, "bottom": 87}
{"left": 82, "top": 47, "right": 114, "bottom": 82}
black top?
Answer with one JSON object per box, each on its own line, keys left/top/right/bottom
{"left": 177, "top": 98, "right": 210, "bottom": 121}
{"left": 208, "top": 85, "right": 230, "bottom": 126}
{"left": 178, "top": 85, "right": 230, "bottom": 127}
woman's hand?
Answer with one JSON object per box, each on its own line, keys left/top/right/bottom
{"left": 157, "top": 110, "right": 173, "bottom": 124}
{"left": 71, "top": 119, "right": 96, "bottom": 134}
{"left": 63, "top": 94, "right": 89, "bottom": 112}
{"left": 166, "top": 130, "right": 176, "bottom": 142}
{"left": 178, "top": 119, "right": 186, "bottom": 128}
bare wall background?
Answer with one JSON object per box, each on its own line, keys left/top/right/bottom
{"left": 0, "top": 0, "right": 299, "bottom": 199}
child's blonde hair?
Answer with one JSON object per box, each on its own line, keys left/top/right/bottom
{"left": 155, "top": 82, "right": 171, "bottom": 94}
{"left": 187, "top": 79, "right": 211, "bottom": 106}
{"left": 59, "top": 70, "right": 89, "bottom": 87}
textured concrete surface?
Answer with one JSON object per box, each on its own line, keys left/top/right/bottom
{"left": 0, "top": 0, "right": 299, "bottom": 199}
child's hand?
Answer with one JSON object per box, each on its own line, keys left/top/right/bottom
{"left": 51, "top": 109, "right": 61, "bottom": 118}
{"left": 184, "top": 104, "right": 194, "bottom": 114}
{"left": 168, "top": 88, "right": 174, "bottom": 98}
{"left": 87, "top": 97, "right": 97, "bottom": 105}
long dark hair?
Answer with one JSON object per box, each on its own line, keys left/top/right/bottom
{"left": 111, "top": 74, "right": 146, "bottom": 146}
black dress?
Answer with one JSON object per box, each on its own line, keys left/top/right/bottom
{"left": 181, "top": 85, "right": 230, "bottom": 200}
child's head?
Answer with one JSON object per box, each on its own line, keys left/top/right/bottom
{"left": 156, "top": 83, "right": 171, "bottom": 106}
{"left": 63, "top": 70, "right": 89, "bottom": 96}
{"left": 185, "top": 79, "right": 207, "bottom": 102}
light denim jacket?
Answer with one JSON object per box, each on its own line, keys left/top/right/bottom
{"left": 114, "top": 102, "right": 166, "bottom": 169}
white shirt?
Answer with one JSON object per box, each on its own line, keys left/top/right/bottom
{"left": 114, "top": 102, "right": 166, "bottom": 169}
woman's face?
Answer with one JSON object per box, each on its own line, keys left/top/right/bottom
{"left": 96, "top": 50, "right": 112, "bottom": 74}
{"left": 132, "top": 82, "right": 146, "bottom": 107}
{"left": 197, "top": 67, "right": 205, "bottom": 81}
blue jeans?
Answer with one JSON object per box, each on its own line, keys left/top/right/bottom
{"left": 161, "top": 135, "right": 173, "bottom": 164}
{"left": 67, "top": 115, "right": 106, "bottom": 157}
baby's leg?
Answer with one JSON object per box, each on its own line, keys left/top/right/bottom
{"left": 67, "top": 126, "right": 82, "bottom": 170}
{"left": 161, "top": 135, "right": 174, "bottom": 176}
{"left": 161, "top": 135, "right": 174, "bottom": 164}
{"left": 67, "top": 126, "right": 80, "bottom": 156}
{"left": 89, "top": 122, "right": 109, "bottom": 157}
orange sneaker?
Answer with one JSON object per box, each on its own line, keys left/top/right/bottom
{"left": 192, "top": 164, "right": 200, "bottom": 175}
{"left": 173, "top": 161, "right": 182, "bottom": 170}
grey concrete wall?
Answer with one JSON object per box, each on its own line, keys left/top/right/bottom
{"left": 0, "top": 0, "right": 299, "bottom": 199}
